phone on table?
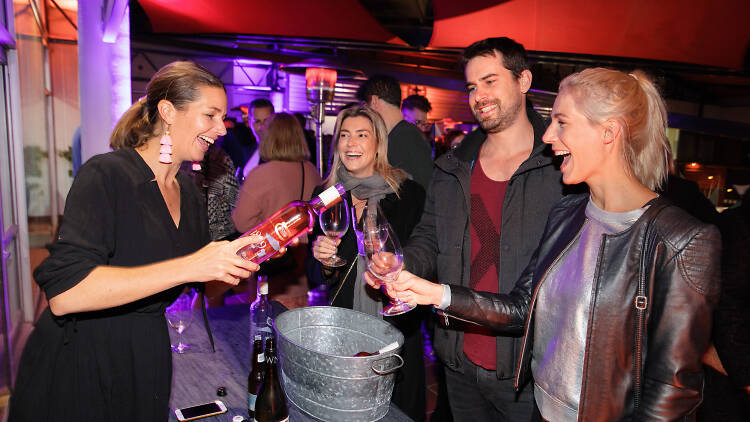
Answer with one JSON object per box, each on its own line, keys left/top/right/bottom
{"left": 174, "top": 400, "right": 228, "bottom": 421}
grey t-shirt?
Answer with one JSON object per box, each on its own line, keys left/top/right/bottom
{"left": 533, "top": 199, "right": 646, "bottom": 421}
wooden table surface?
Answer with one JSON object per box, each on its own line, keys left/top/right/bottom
{"left": 167, "top": 303, "right": 412, "bottom": 422}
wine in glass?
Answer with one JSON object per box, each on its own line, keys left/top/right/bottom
{"left": 165, "top": 289, "right": 195, "bottom": 354}
{"left": 363, "top": 220, "right": 415, "bottom": 316}
{"left": 318, "top": 199, "right": 350, "bottom": 267}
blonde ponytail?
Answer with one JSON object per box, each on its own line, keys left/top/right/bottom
{"left": 559, "top": 68, "right": 670, "bottom": 191}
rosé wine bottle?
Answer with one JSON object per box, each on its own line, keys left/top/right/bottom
{"left": 236, "top": 184, "right": 346, "bottom": 263}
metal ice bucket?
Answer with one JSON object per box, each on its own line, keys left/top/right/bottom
{"left": 274, "top": 306, "right": 404, "bottom": 421}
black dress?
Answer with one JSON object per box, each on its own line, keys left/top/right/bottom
{"left": 9, "top": 148, "right": 210, "bottom": 422}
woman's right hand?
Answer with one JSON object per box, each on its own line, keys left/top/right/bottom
{"left": 183, "top": 235, "right": 263, "bottom": 285}
{"left": 312, "top": 235, "right": 340, "bottom": 263}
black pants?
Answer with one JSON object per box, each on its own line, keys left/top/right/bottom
{"left": 444, "top": 353, "right": 534, "bottom": 421}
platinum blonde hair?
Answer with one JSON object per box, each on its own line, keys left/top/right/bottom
{"left": 559, "top": 68, "right": 670, "bottom": 191}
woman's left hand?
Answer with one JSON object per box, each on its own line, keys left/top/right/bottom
{"left": 364, "top": 270, "right": 444, "bottom": 307}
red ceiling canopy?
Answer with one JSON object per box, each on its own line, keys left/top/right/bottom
{"left": 430, "top": 0, "right": 750, "bottom": 69}
{"left": 138, "top": 0, "right": 406, "bottom": 45}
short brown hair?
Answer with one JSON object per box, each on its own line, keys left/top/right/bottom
{"left": 461, "top": 37, "right": 529, "bottom": 78}
{"left": 258, "top": 112, "right": 310, "bottom": 162}
{"left": 110, "top": 61, "right": 224, "bottom": 149}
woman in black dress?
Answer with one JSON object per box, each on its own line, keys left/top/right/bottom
{"left": 310, "top": 105, "right": 427, "bottom": 421}
{"left": 9, "top": 61, "right": 261, "bottom": 421}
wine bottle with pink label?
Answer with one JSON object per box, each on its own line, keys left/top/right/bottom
{"left": 236, "top": 184, "right": 346, "bottom": 263}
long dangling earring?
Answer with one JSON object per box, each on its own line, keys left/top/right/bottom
{"left": 159, "top": 128, "right": 173, "bottom": 164}
{"left": 192, "top": 161, "right": 201, "bottom": 171}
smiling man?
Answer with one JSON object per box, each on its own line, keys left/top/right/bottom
{"left": 403, "top": 37, "right": 575, "bottom": 421}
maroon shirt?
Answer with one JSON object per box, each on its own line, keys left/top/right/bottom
{"left": 463, "top": 159, "right": 508, "bottom": 370}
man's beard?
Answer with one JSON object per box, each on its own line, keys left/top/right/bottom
{"left": 474, "top": 96, "right": 522, "bottom": 134}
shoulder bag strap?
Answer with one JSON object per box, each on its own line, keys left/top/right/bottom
{"left": 633, "top": 202, "right": 666, "bottom": 409}
{"left": 299, "top": 161, "right": 305, "bottom": 201}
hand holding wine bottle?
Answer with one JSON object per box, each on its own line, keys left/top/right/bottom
{"left": 181, "top": 235, "right": 265, "bottom": 286}
{"left": 237, "top": 184, "right": 346, "bottom": 264}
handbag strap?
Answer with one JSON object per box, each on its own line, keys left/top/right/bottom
{"left": 633, "top": 201, "right": 666, "bottom": 409}
{"left": 299, "top": 161, "right": 305, "bottom": 201}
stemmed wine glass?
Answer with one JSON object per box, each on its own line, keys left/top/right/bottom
{"left": 360, "top": 206, "right": 415, "bottom": 316}
{"left": 165, "top": 289, "right": 196, "bottom": 354}
{"left": 319, "top": 199, "right": 350, "bottom": 267}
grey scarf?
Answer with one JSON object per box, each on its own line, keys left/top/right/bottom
{"left": 336, "top": 167, "right": 396, "bottom": 317}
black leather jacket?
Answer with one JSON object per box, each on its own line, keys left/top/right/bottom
{"left": 445, "top": 194, "right": 721, "bottom": 421}
{"left": 404, "top": 107, "right": 576, "bottom": 378}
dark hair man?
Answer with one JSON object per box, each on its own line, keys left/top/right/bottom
{"left": 215, "top": 98, "right": 274, "bottom": 181}
{"left": 356, "top": 75, "right": 433, "bottom": 189}
{"left": 241, "top": 98, "right": 274, "bottom": 178}
{"left": 403, "top": 37, "right": 574, "bottom": 421}
{"left": 401, "top": 94, "right": 432, "bottom": 135}
{"left": 247, "top": 98, "right": 274, "bottom": 144}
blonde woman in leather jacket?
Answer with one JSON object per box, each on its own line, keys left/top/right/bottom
{"left": 370, "top": 68, "right": 721, "bottom": 421}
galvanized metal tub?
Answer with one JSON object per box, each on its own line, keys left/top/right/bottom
{"left": 274, "top": 306, "right": 404, "bottom": 421}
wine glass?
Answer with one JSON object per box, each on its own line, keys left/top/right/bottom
{"left": 166, "top": 289, "right": 196, "bottom": 353}
{"left": 318, "top": 199, "right": 350, "bottom": 267}
{"left": 362, "top": 219, "right": 414, "bottom": 316}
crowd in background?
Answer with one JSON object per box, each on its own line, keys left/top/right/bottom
{"left": 8, "top": 34, "right": 748, "bottom": 422}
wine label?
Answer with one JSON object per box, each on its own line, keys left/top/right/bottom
{"left": 318, "top": 185, "right": 342, "bottom": 207}
{"left": 257, "top": 352, "right": 265, "bottom": 363}
{"left": 248, "top": 392, "right": 257, "bottom": 412}
{"left": 264, "top": 233, "right": 281, "bottom": 251}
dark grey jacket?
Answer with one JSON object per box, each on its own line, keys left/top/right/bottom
{"left": 404, "top": 107, "right": 576, "bottom": 378}
{"left": 445, "top": 195, "right": 721, "bottom": 420}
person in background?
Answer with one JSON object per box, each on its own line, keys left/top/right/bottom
{"left": 215, "top": 115, "right": 255, "bottom": 182}
{"left": 9, "top": 61, "right": 261, "bottom": 422}
{"left": 378, "top": 37, "right": 565, "bottom": 422}
{"left": 357, "top": 74, "right": 433, "bottom": 190}
{"left": 698, "top": 187, "right": 750, "bottom": 421}
{"left": 658, "top": 150, "right": 719, "bottom": 225}
{"left": 309, "top": 105, "right": 427, "bottom": 421}
{"left": 242, "top": 98, "right": 275, "bottom": 177}
{"left": 293, "top": 112, "right": 317, "bottom": 164}
{"left": 181, "top": 142, "right": 239, "bottom": 242}
{"left": 379, "top": 67, "right": 721, "bottom": 421}
{"left": 446, "top": 129, "right": 466, "bottom": 149}
{"left": 402, "top": 94, "right": 433, "bottom": 140}
{"left": 232, "top": 113, "right": 321, "bottom": 305}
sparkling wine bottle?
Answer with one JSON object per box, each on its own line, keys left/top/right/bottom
{"left": 248, "top": 336, "right": 265, "bottom": 419}
{"left": 237, "top": 184, "right": 346, "bottom": 263}
{"left": 253, "top": 338, "right": 288, "bottom": 422}
{"left": 250, "top": 277, "right": 273, "bottom": 347}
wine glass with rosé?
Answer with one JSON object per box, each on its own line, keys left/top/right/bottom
{"left": 318, "top": 199, "right": 350, "bottom": 267}
{"left": 362, "top": 215, "right": 414, "bottom": 316}
{"left": 165, "top": 289, "right": 196, "bottom": 354}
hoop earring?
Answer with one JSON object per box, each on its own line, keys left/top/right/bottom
{"left": 159, "top": 128, "right": 173, "bottom": 164}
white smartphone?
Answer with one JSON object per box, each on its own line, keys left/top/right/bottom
{"left": 174, "top": 400, "right": 228, "bottom": 421}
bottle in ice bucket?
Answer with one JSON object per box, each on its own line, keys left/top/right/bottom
{"left": 237, "top": 184, "right": 346, "bottom": 263}
{"left": 254, "top": 338, "right": 288, "bottom": 422}
{"left": 250, "top": 277, "right": 273, "bottom": 345}
{"left": 248, "top": 336, "right": 266, "bottom": 420}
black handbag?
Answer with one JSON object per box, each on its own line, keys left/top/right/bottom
{"left": 256, "top": 162, "right": 305, "bottom": 277}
